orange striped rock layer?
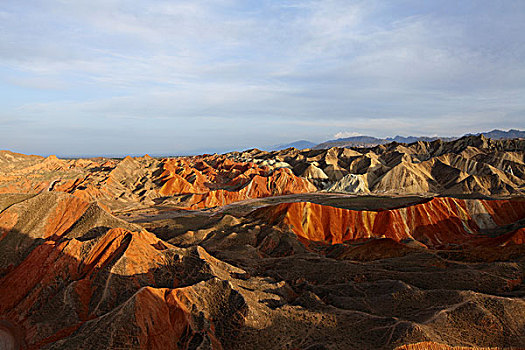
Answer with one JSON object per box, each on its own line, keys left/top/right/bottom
{"left": 0, "top": 193, "right": 243, "bottom": 349}
{"left": 158, "top": 157, "right": 316, "bottom": 209}
{"left": 256, "top": 197, "right": 525, "bottom": 248}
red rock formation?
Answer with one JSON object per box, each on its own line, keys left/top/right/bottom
{"left": 256, "top": 197, "right": 525, "bottom": 247}
{"left": 2, "top": 140, "right": 524, "bottom": 211}
{"left": 160, "top": 173, "right": 197, "bottom": 195}
{"left": 0, "top": 224, "right": 185, "bottom": 348}
{"left": 158, "top": 156, "right": 315, "bottom": 209}
{"left": 483, "top": 227, "right": 525, "bottom": 246}
{"left": 185, "top": 168, "right": 316, "bottom": 209}
{"left": 1, "top": 191, "right": 524, "bottom": 348}
{"left": 0, "top": 192, "right": 252, "bottom": 348}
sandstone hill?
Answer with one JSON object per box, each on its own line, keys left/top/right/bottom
{"left": 0, "top": 135, "right": 523, "bottom": 215}
{"left": 0, "top": 136, "right": 524, "bottom": 349}
{"left": 236, "top": 135, "right": 525, "bottom": 196}
{"left": 1, "top": 192, "right": 525, "bottom": 349}
{"left": 0, "top": 152, "right": 315, "bottom": 212}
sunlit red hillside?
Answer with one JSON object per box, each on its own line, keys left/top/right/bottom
{"left": 1, "top": 135, "right": 524, "bottom": 349}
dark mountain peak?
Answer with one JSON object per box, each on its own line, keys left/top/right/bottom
{"left": 312, "top": 129, "right": 523, "bottom": 149}
{"left": 270, "top": 140, "right": 316, "bottom": 151}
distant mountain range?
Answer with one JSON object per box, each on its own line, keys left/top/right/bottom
{"left": 271, "top": 129, "right": 524, "bottom": 150}
{"left": 467, "top": 129, "right": 525, "bottom": 140}
{"left": 269, "top": 140, "right": 317, "bottom": 151}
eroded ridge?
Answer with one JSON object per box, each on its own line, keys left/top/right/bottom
{"left": 0, "top": 139, "right": 524, "bottom": 349}
{"left": 255, "top": 197, "right": 525, "bottom": 247}
{"left": 0, "top": 191, "right": 524, "bottom": 349}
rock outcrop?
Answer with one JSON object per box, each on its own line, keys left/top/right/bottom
{"left": 255, "top": 197, "right": 525, "bottom": 248}
{"left": 236, "top": 135, "right": 525, "bottom": 196}
{"left": 0, "top": 190, "right": 524, "bottom": 349}
{"left": 0, "top": 137, "right": 524, "bottom": 349}
{"left": 0, "top": 152, "right": 316, "bottom": 212}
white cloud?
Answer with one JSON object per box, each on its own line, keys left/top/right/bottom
{"left": 334, "top": 131, "right": 363, "bottom": 138}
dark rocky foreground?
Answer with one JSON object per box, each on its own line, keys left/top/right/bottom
{"left": 1, "top": 191, "right": 524, "bottom": 349}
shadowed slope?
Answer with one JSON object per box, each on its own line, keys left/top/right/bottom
{"left": 0, "top": 193, "right": 256, "bottom": 349}
{"left": 1, "top": 192, "right": 523, "bottom": 349}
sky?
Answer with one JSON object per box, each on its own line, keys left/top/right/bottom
{"left": 1, "top": 0, "right": 524, "bottom": 156}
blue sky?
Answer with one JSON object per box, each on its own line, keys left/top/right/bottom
{"left": 1, "top": 0, "right": 524, "bottom": 156}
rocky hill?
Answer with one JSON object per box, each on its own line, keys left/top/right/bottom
{"left": 0, "top": 136, "right": 524, "bottom": 349}
{"left": 0, "top": 152, "right": 315, "bottom": 212}
{"left": 0, "top": 135, "right": 522, "bottom": 214}
{"left": 1, "top": 191, "right": 524, "bottom": 349}
{"left": 236, "top": 135, "right": 525, "bottom": 197}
